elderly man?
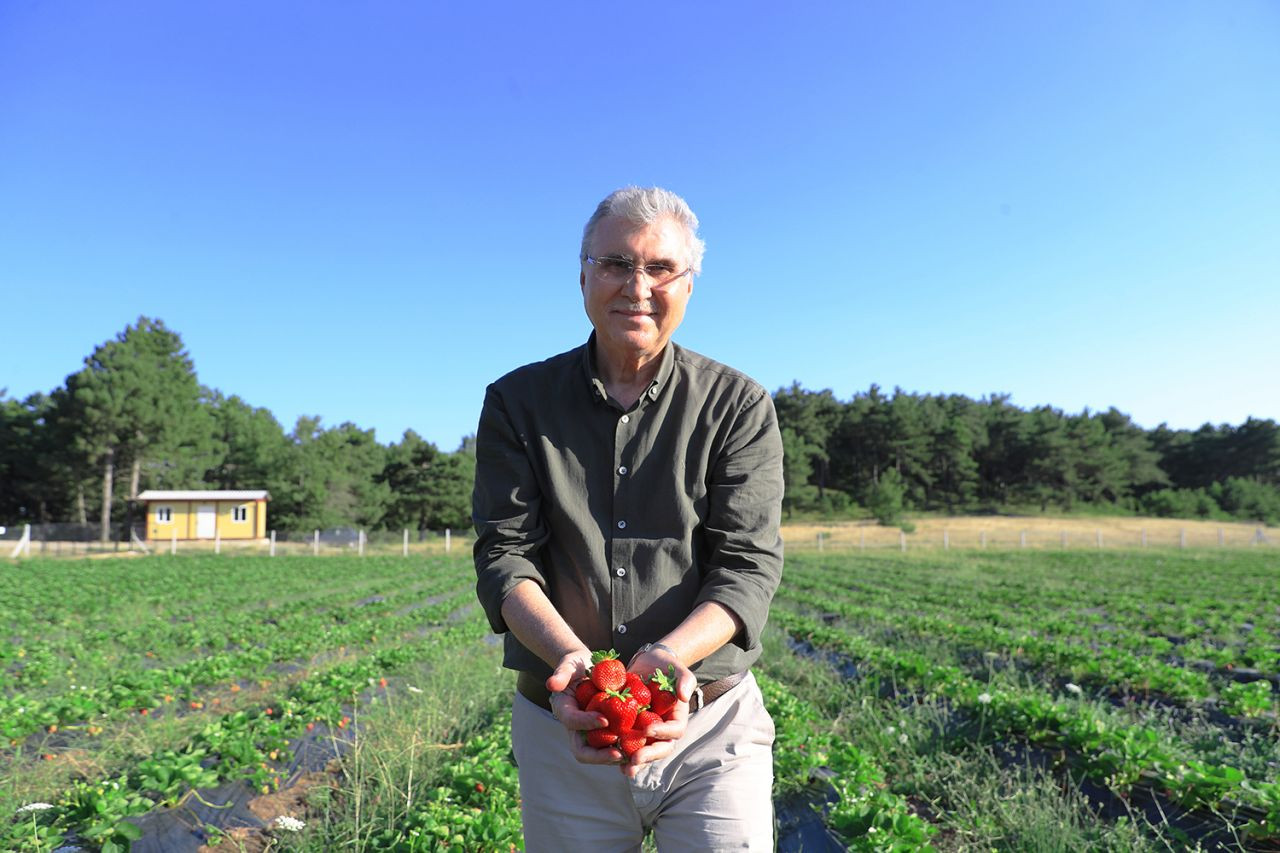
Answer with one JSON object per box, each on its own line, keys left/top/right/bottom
{"left": 473, "top": 186, "right": 784, "bottom": 850}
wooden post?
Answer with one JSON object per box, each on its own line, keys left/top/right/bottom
{"left": 900, "top": 530, "right": 906, "bottom": 553}
{"left": 270, "top": 530, "right": 276, "bottom": 557}
{"left": 359, "top": 529, "right": 365, "bottom": 557}
{"left": 445, "top": 528, "right": 452, "bottom": 552}
{"left": 171, "top": 529, "right": 177, "bottom": 556}
{"left": 403, "top": 528, "right": 409, "bottom": 557}
{"left": 215, "top": 527, "right": 221, "bottom": 555}
{"left": 1218, "top": 528, "right": 1224, "bottom": 546}
{"left": 1096, "top": 529, "right": 1102, "bottom": 549}
{"left": 943, "top": 529, "right": 949, "bottom": 550}
{"left": 313, "top": 529, "right": 319, "bottom": 556}
{"left": 1180, "top": 528, "right": 1187, "bottom": 548}
{"left": 859, "top": 528, "right": 865, "bottom": 551}
{"left": 1061, "top": 530, "right": 1068, "bottom": 549}
{"left": 979, "top": 530, "right": 986, "bottom": 549}
{"left": 817, "top": 532, "right": 824, "bottom": 551}
{"left": 1141, "top": 529, "right": 1147, "bottom": 548}
{"left": 1020, "top": 530, "right": 1027, "bottom": 548}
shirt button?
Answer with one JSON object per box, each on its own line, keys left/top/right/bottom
{"left": 618, "top": 624, "right": 628, "bottom": 634}
{"left": 617, "top": 520, "right": 626, "bottom": 529}
{"left": 620, "top": 415, "right": 630, "bottom": 424}
{"left": 618, "top": 465, "right": 628, "bottom": 475}
{"left": 616, "top": 567, "right": 626, "bottom": 577}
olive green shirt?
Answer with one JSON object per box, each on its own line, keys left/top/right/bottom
{"left": 472, "top": 335, "right": 784, "bottom": 685}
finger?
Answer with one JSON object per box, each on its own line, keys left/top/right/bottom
{"left": 675, "top": 672, "right": 697, "bottom": 703}
{"left": 546, "top": 659, "right": 583, "bottom": 693}
{"left": 550, "top": 694, "right": 608, "bottom": 732}
{"left": 568, "top": 733, "right": 623, "bottom": 765}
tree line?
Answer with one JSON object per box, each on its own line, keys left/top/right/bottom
{"left": 0, "top": 318, "right": 474, "bottom": 537}
{"left": 774, "top": 383, "right": 1280, "bottom": 525}
{"left": 2, "top": 318, "right": 1277, "bottom": 538}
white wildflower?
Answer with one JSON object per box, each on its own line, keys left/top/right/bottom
{"left": 1065, "top": 682, "right": 1082, "bottom": 695}
{"left": 406, "top": 686, "right": 423, "bottom": 694}
{"left": 17, "top": 802, "right": 55, "bottom": 813}
{"left": 898, "top": 733, "right": 909, "bottom": 745}
{"left": 977, "top": 692, "right": 992, "bottom": 705}
{"left": 273, "top": 815, "right": 306, "bottom": 832}
{"left": 884, "top": 725, "right": 896, "bottom": 735}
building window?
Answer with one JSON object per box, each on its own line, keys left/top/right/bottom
{"left": 233, "top": 505, "right": 248, "bottom": 522}
{"left": 155, "top": 506, "right": 172, "bottom": 523}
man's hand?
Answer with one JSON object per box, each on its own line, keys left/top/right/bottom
{"left": 545, "top": 650, "right": 626, "bottom": 766}
{"left": 617, "top": 644, "right": 699, "bottom": 778}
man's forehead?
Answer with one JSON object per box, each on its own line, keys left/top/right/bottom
{"left": 590, "top": 215, "right": 689, "bottom": 253}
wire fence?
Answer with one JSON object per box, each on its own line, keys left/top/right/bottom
{"left": 1, "top": 522, "right": 471, "bottom": 559}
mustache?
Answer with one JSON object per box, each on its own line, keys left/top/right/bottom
{"left": 613, "top": 301, "right": 655, "bottom": 313}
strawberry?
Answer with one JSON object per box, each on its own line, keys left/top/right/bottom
{"left": 585, "top": 729, "right": 619, "bottom": 749}
{"left": 618, "top": 728, "right": 647, "bottom": 757}
{"left": 574, "top": 679, "right": 599, "bottom": 709}
{"left": 598, "top": 689, "right": 639, "bottom": 735}
{"left": 647, "top": 666, "right": 678, "bottom": 719}
{"left": 634, "top": 709, "right": 662, "bottom": 740}
{"left": 623, "top": 672, "right": 651, "bottom": 708}
{"left": 590, "top": 649, "right": 626, "bottom": 692}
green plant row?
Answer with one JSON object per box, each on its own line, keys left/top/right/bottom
{"left": 787, "top": 553, "right": 1280, "bottom": 669}
{"left": 772, "top": 609, "right": 1280, "bottom": 840}
{"left": 758, "top": 672, "right": 937, "bottom": 850}
{"left": 775, "top": 583, "right": 1256, "bottom": 714}
{"left": 2, "top": 614, "right": 491, "bottom": 853}
{"left": 0, "top": 587, "right": 474, "bottom": 742}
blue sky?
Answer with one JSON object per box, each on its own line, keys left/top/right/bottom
{"left": 2, "top": 2, "right": 1277, "bottom": 451}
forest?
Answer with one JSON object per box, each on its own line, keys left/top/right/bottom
{"left": 2, "top": 317, "right": 1278, "bottom": 536}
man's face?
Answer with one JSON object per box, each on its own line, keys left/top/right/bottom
{"left": 580, "top": 215, "right": 693, "bottom": 366}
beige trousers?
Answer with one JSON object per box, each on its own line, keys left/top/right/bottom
{"left": 510, "top": 671, "right": 776, "bottom": 852}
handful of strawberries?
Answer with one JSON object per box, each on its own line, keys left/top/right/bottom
{"left": 574, "top": 649, "right": 680, "bottom": 757}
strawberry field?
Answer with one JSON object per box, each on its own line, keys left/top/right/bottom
{"left": 3, "top": 548, "right": 1278, "bottom": 851}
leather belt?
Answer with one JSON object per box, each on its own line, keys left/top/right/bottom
{"left": 516, "top": 669, "right": 749, "bottom": 714}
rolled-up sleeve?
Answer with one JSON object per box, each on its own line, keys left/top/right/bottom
{"left": 695, "top": 388, "right": 785, "bottom": 651}
{"left": 472, "top": 384, "right": 550, "bottom": 635}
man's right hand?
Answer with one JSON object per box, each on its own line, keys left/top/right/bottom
{"left": 545, "top": 651, "right": 625, "bottom": 765}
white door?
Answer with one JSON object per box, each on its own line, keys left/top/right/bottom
{"left": 196, "top": 504, "right": 216, "bottom": 539}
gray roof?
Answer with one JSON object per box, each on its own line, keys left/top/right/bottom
{"left": 136, "top": 490, "right": 270, "bottom": 501}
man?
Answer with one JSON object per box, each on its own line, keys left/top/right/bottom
{"left": 473, "top": 186, "right": 784, "bottom": 850}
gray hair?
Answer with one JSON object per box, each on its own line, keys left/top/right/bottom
{"left": 580, "top": 186, "right": 706, "bottom": 275}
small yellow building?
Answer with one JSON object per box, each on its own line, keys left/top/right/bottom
{"left": 137, "top": 490, "right": 269, "bottom": 541}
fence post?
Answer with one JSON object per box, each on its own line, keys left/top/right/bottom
{"left": 1061, "top": 530, "right": 1068, "bottom": 549}
{"left": 943, "top": 529, "right": 949, "bottom": 550}
{"left": 817, "top": 532, "right": 824, "bottom": 551}
{"left": 445, "top": 528, "right": 451, "bottom": 552}
{"left": 215, "top": 527, "right": 221, "bottom": 555}
{"left": 359, "top": 529, "right": 365, "bottom": 557}
{"left": 1218, "top": 528, "right": 1224, "bottom": 547}
{"left": 859, "top": 528, "right": 865, "bottom": 551}
{"left": 403, "top": 529, "right": 409, "bottom": 557}
{"left": 314, "top": 529, "right": 319, "bottom": 556}
{"left": 899, "top": 530, "right": 906, "bottom": 553}
{"left": 1180, "top": 528, "right": 1187, "bottom": 548}
{"left": 1020, "top": 530, "right": 1027, "bottom": 548}
{"left": 1141, "top": 529, "right": 1147, "bottom": 548}
{"left": 270, "top": 530, "right": 276, "bottom": 557}
{"left": 1096, "top": 529, "right": 1102, "bottom": 549}
{"left": 171, "top": 529, "right": 177, "bottom": 556}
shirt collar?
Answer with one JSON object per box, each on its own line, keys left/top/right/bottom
{"left": 582, "top": 332, "right": 676, "bottom": 408}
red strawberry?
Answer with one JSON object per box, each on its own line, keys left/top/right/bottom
{"left": 574, "top": 680, "right": 599, "bottom": 709}
{"left": 599, "top": 690, "right": 639, "bottom": 735}
{"left": 585, "top": 729, "right": 619, "bottom": 749}
{"left": 590, "top": 649, "right": 626, "bottom": 692}
{"left": 647, "top": 666, "right": 678, "bottom": 718}
{"left": 624, "top": 672, "right": 651, "bottom": 708}
{"left": 634, "top": 709, "right": 662, "bottom": 740}
{"left": 618, "top": 728, "right": 647, "bottom": 757}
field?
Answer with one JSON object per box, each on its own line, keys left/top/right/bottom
{"left": 2, "top": 546, "right": 1278, "bottom": 851}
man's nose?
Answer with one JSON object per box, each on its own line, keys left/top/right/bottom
{"left": 621, "top": 270, "right": 653, "bottom": 299}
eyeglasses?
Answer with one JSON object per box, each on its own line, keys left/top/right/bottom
{"left": 584, "top": 255, "right": 691, "bottom": 287}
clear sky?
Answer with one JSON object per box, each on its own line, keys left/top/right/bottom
{"left": 3, "top": 2, "right": 1277, "bottom": 451}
